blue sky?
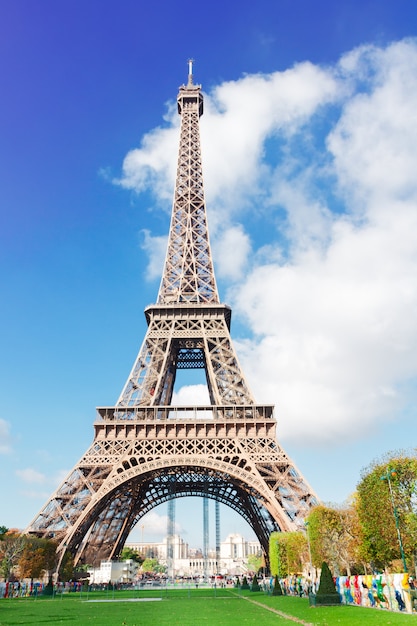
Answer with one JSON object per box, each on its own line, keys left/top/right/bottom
{"left": 1, "top": 0, "right": 417, "bottom": 550}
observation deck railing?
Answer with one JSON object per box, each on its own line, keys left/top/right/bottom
{"left": 95, "top": 405, "right": 275, "bottom": 422}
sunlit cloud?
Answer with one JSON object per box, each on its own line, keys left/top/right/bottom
{"left": 0, "top": 419, "right": 12, "bottom": 454}
{"left": 21, "top": 489, "right": 52, "bottom": 500}
{"left": 115, "top": 38, "right": 417, "bottom": 448}
{"left": 16, "top": 468, "right": 47, "bottom": 484}
{"left": 128, "top": 509, "right": 182, "bottom": 542}
{"left": 138, "top": 229, "right": 168, "bottom": 283}
{"left": 213, "top": 224, "right": 251, "bottom": 281}
{"left": 172, "top": 385, "right": 210, "bottom": 406}
{"left": 16, "top": 466, "right": 70, "bottom": 490}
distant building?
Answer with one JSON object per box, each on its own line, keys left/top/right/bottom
{"left": 219, "top": 533, "right": 261, "bottom": 575}
{"left": 125, "top": 532, "right": 261, "bottom": 578}
{"left": 126, "top": 534, "right": 188, "bottom": 561}
{"left": 88, "top": 559, "right": 138, "bottom": 584}
{"left": 87, "top": 533, "right": 261, "bottom": 583}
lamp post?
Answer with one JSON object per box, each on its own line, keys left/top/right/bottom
{"left": 381, "top": 469, "right": 407, "bottom": 572}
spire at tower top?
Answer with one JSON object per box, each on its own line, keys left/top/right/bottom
{"left": 157, "top": 62, "right": 217, "bottom": 305}
{"left": 187, "top": 58, "right": 194, "bottom": 86}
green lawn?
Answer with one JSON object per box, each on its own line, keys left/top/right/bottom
{"left": 0, "top": 588, "right": 416, "bottom": 625}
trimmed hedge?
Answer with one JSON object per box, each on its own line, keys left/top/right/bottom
{"left": 241, "top": 576, "right": 250, "bottom": 590}
{"left": 272, "top": 575, "right": 283, "bottom": 596}
{"left": 310, "top": 562, "right": 341, "bottom": 607}
{"left": 309, "top": 593, "right": 341, "bottom": 606}
{"left": 317, "top": 562, "right": 338, "bottom": 596}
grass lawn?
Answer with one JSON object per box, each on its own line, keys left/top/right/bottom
{"left": 1, "top": 588, "right": 416, "bottom": 625}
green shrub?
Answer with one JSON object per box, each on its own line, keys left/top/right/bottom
{"left": 310, "top": 562, "right": 340, "bottom": 607}
{"left": 251, "top": 576, "right": 260, "bottom": 592}
{"left": 272, "top": 575, "right": 282, "bottom": 596}
{"left": 317, "top": 562, "right": 338, "bottom": 596}
{"left": 241, "top": 576, "right": 250, "bottom": 590}
{"left": 42, "top": 581, "right": 54, "bottom": 596}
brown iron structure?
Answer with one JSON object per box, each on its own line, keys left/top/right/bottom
{"left": 26, "top": 63, "right": 318, "bottom": 567}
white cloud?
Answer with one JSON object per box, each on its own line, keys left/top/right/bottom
{"left": 16, "top": 468, "right": 47, "bottom": 484}
{"left": 139, "top": 229, "right": 167, "bottom": 282}
{"left": 116, "top": 38, "right": 417, "bottom": 448}
{"left": 15, "top": 468, "right": 73, "bottom": 507}
{"left": 201, "top": 62, "right": 338, "bottom": 211}
{"left": 213, "top": 224, "right": 251, "bottom": 281}
{"left": 117, "top": 62, "right": 338, "bottom": 230}
{"left": 128, "top": 509, "right": 182, "bottom": 543}
{"left": 0, "top": 419, "right": 11, "bottom": 454}
{"left": 232, "top": 39, "right": 417, "bottom": 444}
{"left": 21, "top": 489, "right": 51, "bottom": 500}
{"left": 329, "top": 40, "right": 417, "bottom": 210}
{"left": 172, "top": 384, "right": 210, "bottom": 406}
{"left": 116, "top": 123, "right": 179, "bottom": 203}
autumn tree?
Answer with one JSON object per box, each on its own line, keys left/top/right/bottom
{"left": 307, "top": 501, "right": 362, "bottom": 575}
{"left": 19, "top": 537, "right": 59, "bottom": 583}
{"left": 284, "top": 531, "right": 309, "bottom": 574}
{"left": 356, "top": 452, "right": 417, "bottom": 572}
{"left": 269, "top": 531, "right": 308, "bottom": 577}
{"left": 0, "top": 531, "right": 25, "bottom": 580}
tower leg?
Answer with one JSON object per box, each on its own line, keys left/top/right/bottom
{"left": 167, "top": 499, "right": 175, "bottom": 579}
{"left": 203, "top": 498, "right": 209, "bottom": 581}
{"left": 215, "top": 501, "right": 220, "bottom": 574}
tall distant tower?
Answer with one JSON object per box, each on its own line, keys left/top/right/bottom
{"left": 26, "top": 62, "right": 318, "bottom": 568}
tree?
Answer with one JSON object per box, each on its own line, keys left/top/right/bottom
{"left": 357, "top": 452, "right": 417, "bottom": 572}
{"left": 0, "top": 531, "right": 25, "bottom": 580}
{"left": 307, "top": 501, "right": 362, "bottom": 575}
{"left": 59, "top": 552, "right": 75, "bottom": 582}
{"left": 120, "top": 547, "right": 144, "bottom": 564}
{"left": 247, "top": 552, "right": 263, "bottom": 574}
{"left": 269, "top": 533, "right": 284, "bottom": 577}
{"left": 19, "top": 537, "right": 59, "bottom": 583}
{"left": 0, "top": 526, "right": 8, "bottom": 540}
{"left": 283, "top": 532, "right": 308, "bottom": 574}
{"left": 269, "top": 531, "right": 308, "bottom": 577}
{"left": 141, "top": 558, "right": 162, "bottom": 574}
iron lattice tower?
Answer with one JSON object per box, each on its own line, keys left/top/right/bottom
{"left": 26, "top": 63, "right": 318, "bottom": 568}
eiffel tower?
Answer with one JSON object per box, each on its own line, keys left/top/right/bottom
{"left": 26, "top": 62, "right": 318, "bottom": 568}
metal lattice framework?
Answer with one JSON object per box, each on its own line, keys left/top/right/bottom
{"left": 26, "top": 63, "right": 318, "bottom": 568}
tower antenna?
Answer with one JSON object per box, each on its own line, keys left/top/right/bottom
{"left": 187, "top": 58, "right": 194, "bottom": 85}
